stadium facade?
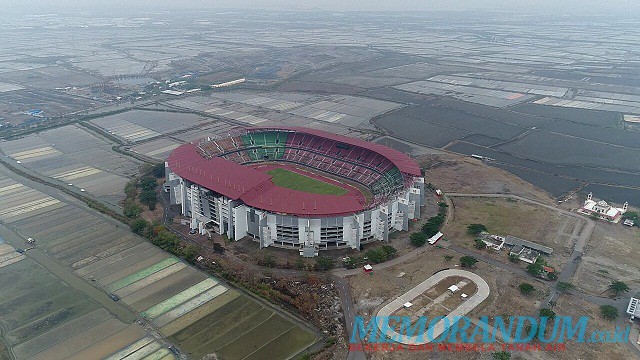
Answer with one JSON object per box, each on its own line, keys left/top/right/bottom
{"left": 165, "top": 127, "right": 425, "bottom": 257}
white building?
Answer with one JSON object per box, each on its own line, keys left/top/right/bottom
{"left": 628, "top": 297, "right": 640, "bottom": 319}
{"left": 580, "top": 192, "right": 627, "bottom": 222}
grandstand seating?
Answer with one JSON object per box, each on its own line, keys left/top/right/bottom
{"left": 196, "top": 130, "right": 408, "bottom": 199}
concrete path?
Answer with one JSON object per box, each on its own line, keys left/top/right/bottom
{"left": 375, "top": 269, "right": 489, "bottom": 345}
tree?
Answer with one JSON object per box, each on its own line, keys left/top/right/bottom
{"left": 181, "top": 244, "right": 201, "bottom": 263}
{"left": 467, "top": 223, "right": 488, "bottom": 236}
{"left": 460, "top": 256, "right": 478, "bottom": 268}
{"left": 139, "top": 189, "right": 156, "bottom": 202}
{"left": 509, "top": 254, "right": 519, "bottom": 263}
{"left": 623, "top": 211, "right": 638, "bottom": 220}
{"left": 539, "top": 308, "right": 556, "bottom": 319}
{"left": 130, "top": 219, "right": 149, "bottom": 235}
{"left": 294, "top": 258, "right": 306, "bottom": 270}
{"left": 556, "top": 282, "right": 574, "bottom": 292}
{"left": 315, "top": 256, "right": 335, "bottom": 271}
{"left": 410, "top": 232, "right": 427, "bottom": 247}
{"left": 152, "top": 163, "right": 165, "bottom": 178}
{"left": 600, "top": 305, "right": 619, "bottom": 320}
{"left": 474, "top": 239, "right": 486, "bottom": 250}
{"left": 139, "top": 189, "right": 157, "bottom": 210}
{"left": 444, "top": 255, "right": 453, "bottom": 262}
{"left": 526, "top": 258, "right": 545, "bottom": 277}
{"left": 421, "top": 214, "right": 445, "bottom": 237}
{"left": 519, "top": 283, "right": 535, "bottom": 295}
{"left": 492, "top": 352, "right": 511, "bottom": 360}
{"left": 139, "top": 177, "right": 157, "bottom": 191}
{"left": 381, "top": 245, "right": 397, "bottom": 259}
{"left": 609, "top": 280, "right": 630, "bottom": 295}
{"left": 261, "top": 254, "right": 276, "bottom": 268}
{"left": 123, "top": 203, "right": 142, "bottom": 218}
{"left": 547, "top": 271, "right": 558, "bottom": 280}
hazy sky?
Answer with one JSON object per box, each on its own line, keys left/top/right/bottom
{"left": 6, "top": 0, "right": 640, "bottom": 13}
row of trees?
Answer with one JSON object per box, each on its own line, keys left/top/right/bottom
{"left": 344, "top": 245, "right": 398, "bottom": 269}
{"left": 411, "top": 202, "right": 449, "bottom": 247}
{"left": 123, "top": 163, "right": 165, "bottom": 218}
{"left": 130, "top": 218, "right": 201, "bottom": 262}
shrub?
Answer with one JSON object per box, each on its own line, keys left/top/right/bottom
{"left": 130, "top": 219, "right": 149, "bottom": 235}
{"left": 365, "top": 245, "right": 398, "bottom": 263}
{"left": 474, "top": 238, "right": 486, "bottom": 250}
{"left": 181, "top": 244, "right": 201, "bottom": 263}
{"left": 315, "top": 256, "right": 335, "bottom": 271}
{"left": 556, "top": 282, "right": 574, "bottom": 292}
{"left": 460, "top": 256, "right": 478, "bottom": 268}
{"left": 539, "top": 308, "right": 556, "bottom": 319}
{"left": 139, "top": 189, "right": 157, "bottom": 210}
{"left": 518, "top": 283, "right": 535, "bottom": 295}
{"left": 139, "top": 177, "right": 157, "bottom": 191}
{"left": 467, "top": 223, "right": 488, "bottom": 236}
{"left": 123, "top": 202, "right": 142, "bottom": 218}
{"left": 421, "top": 214, "right": 445, "bottom": 237}
{"left": 152, "top": 163, "right": 165, "bottom": 178}
{"left": 410, "top": 232, "right": 427, "bottom": 247}
{"left": 526, "top": 258, "right": 545, "bottom": 277}
{"left": 492, "top": 352, "right": 511, "bottom": 360}
{"left": 600, "top": 305, "right": 619, "bottom": 320}
{"left": 609, "top": 280, "right": 630, "bottom": 295}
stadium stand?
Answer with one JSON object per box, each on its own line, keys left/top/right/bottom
{"left": 196, "top": 128, "right": 410, "bottom": 202}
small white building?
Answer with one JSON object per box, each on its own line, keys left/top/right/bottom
{"left": 428, "top": 231, "right": 443, "bottom": 245}
{"left": 448, "top": 285, "right": 459, "bottom": 293}
{"left": 627, "top": 297, "right": 640, "bottom": 319}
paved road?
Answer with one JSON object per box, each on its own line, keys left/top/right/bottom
{"left": 332, "top": 275, "right": 366, "bottom": 360}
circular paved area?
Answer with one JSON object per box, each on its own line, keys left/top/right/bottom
{"left": 376, "top": 269, "right": 490, "bottom": 345}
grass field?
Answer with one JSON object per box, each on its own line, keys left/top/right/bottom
{"left": 267, "top": 168, "right": 348, "bottom": 195}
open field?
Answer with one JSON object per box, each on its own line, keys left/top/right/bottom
{"left": 551, "top": 295, "right": 636, "bottom": 360}
{"left": 571, "top": 223, "right": 640, "bottom": 295}
{"left": 267, "top": 167, "right": 349, "bottom": 195}
{"left": 0, "top": 124, "right": 142, "bottom": 205}
{"left": 419, "top": 154, "right": 555, "bottom": 204}
{"left": 443, "top": 197, "right": 570, "bottom": 269}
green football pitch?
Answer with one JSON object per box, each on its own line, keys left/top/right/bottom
{"left": 266, "top": 168, "right": 348, "bottom": 196}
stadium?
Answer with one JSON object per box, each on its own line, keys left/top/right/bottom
{"left": 165, "top": 127, "right": 425, "bottom": 257}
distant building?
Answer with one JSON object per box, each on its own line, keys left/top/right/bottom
{"left": 580, "top": 192, "right": 627, "bottom": 222}
{"left": 623, "top": 219, "right": 635, "bottom": 227}
{"left": 211, "top": 78, "right": 246, "bottom": 88}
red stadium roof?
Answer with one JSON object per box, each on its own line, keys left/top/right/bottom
{"left": 250, "top": 126, "right": 421, "bottom": 176}
{"left": 167, "top": 127, "right": 422, "bottom": 217}
{"left": 167, "top": 143, "right": 273, "bottom": 199}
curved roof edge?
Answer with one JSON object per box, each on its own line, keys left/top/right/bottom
{"left": 249, "top": 126, "right": 421, "bottom": 176}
